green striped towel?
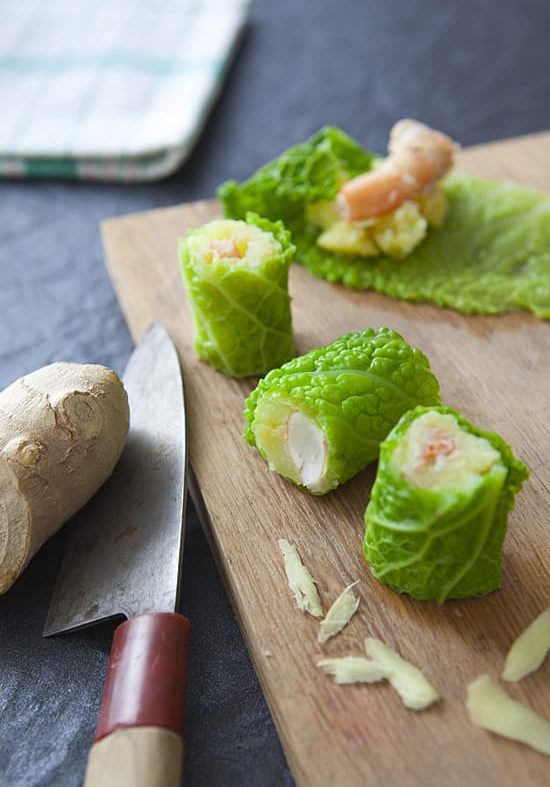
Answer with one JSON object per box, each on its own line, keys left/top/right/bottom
{"left": 0, "top": 0, "right": 250, "bottom": 181}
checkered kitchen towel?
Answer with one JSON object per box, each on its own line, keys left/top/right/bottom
{"left": 0, "top": 0, "right": 250, "bottom": 181}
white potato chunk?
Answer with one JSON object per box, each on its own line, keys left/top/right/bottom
{"left": 372, "top": 201, "right": 428, "bottom": 259}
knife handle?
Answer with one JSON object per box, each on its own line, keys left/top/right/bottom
{"left": 83, "top": 612, "right": 191, "bottom": 787}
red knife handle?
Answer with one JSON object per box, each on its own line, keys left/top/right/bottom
{"left": 83, "top": 612, "right": 191, "bottom": 787}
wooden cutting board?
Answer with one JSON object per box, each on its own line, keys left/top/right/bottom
{"left": 102, "top": 132, "right": 550, "bottom": 787}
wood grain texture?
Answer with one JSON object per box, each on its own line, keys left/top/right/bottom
{"left": 101, "top": 132, "right": 550, "bottom": 787}
{"left": 84, "top": 727, "right": 183, "bottom": 787}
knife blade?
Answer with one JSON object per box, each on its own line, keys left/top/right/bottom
{"left": 44, "top": 322, "right": 190, "bottom": 787}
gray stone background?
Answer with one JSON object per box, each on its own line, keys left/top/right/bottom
{"left": 1, "top": 0, "right": 549, "bottom": 785}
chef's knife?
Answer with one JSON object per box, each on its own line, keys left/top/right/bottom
{"left": 44, "top": 323, "right": 190, "bottom": 787}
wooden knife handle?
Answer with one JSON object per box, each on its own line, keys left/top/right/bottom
{"left": 83, "top": 612, "right": 191, "bottom": 787}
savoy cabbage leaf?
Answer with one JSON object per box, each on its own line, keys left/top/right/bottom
{"left": 244, "top": 327, "right": 441, "bottom": 494}
{"left": 218, "top": 126, "right": 373, "bottom": 228}
{"left": 219, "top": 129, "right": 550, "bottom": 319}
{"left": 363, "top": 406, "right": 529, "bottom": 602}
{"left": 179, "top": 212, "right": 295, "bottom": 377}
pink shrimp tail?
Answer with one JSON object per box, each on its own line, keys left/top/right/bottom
{"left": 339, "top": 162, "right": 408, "bottom": 221}
{"left": 338, "top": 120, "right": 458, "bottom": 221}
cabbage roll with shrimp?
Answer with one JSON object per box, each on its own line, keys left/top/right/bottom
{"left": 179, "top": 213, "right": 295, "bottom": 377}
{"left": 363, "top": 406, "right": 529, "bottom": 602}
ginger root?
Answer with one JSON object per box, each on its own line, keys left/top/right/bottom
{"left": 0, "top": 362, "right": 129, "bottom": 593}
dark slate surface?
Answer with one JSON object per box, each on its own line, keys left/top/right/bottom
{"left": 1, "top": 1, "right": 550, "bottom": 785}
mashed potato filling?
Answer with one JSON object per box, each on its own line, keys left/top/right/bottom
{"left": 391, "top": 411, "right": 503, "bottom": 491}
{"left": 186, "top": 219, "right": 282, "bottom": 268}
{"left": 308, "top": 187, "right": 448, "bottom": 259}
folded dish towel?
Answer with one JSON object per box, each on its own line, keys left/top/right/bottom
{"left": 0, "top": 0, "right": 250, "bottom": 181}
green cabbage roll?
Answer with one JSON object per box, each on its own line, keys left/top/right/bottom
{"left": 363, "top": 406, "right": 529, "bottom": 602}
{"left": 244, "top": 328, "right": 440, "bottom": 495}
{"left": 179, "top": 213, "right": 295, "bottom": 377}
{"left": 218, "top": 127, "right": 550, "bottom": 319}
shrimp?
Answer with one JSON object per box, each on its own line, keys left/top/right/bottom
{"left": 422, "top": 437, "right": 455, "bottom": 462}
{"left": 338, "top": 120, "right": 458, "bottom": 221}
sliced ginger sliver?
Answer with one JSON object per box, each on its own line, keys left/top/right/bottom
{"left": 318, "top": 581, "right": 360, "bottom": 644}
{"left": 467, "top": 674, "right": 550, "bottom": 756}
{"left": 278, "top": 539, "right": 323, "bottom": 619}
{"left": 317, "top": 656, "right": 386, "bottom": 685}
{"left": 317, "top": 638, "right": 439, "bottom": 711}
{"left": 365, "top": 637, "right": 440, "bottom": 711}
{"left": 503, "top": 608, "right": 550, "bottom": 682}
